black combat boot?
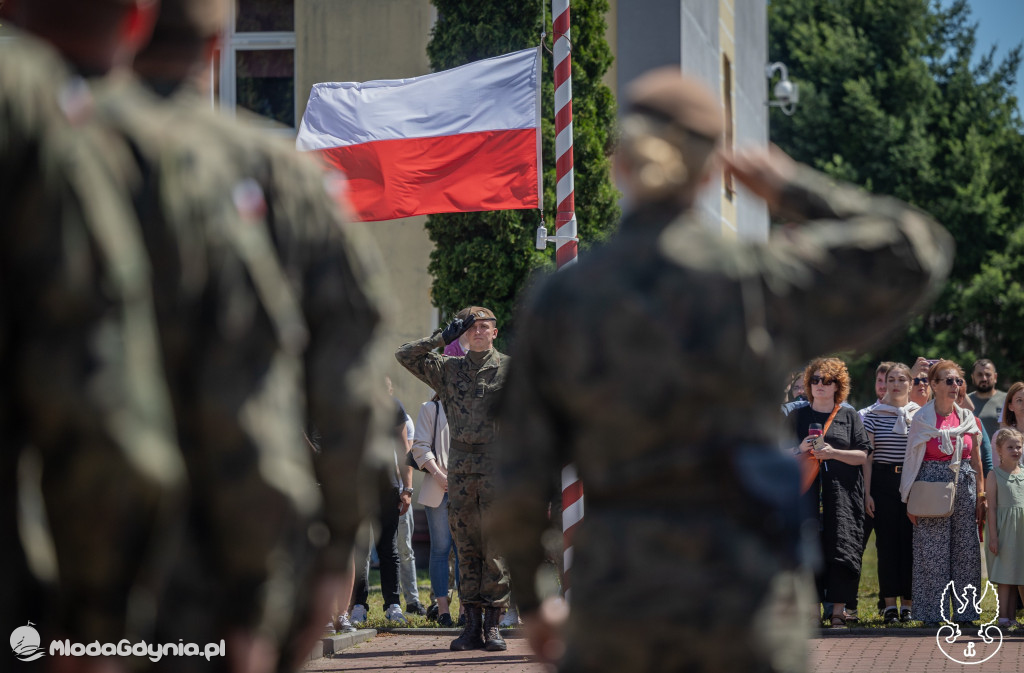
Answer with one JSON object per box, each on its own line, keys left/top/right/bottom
{"left": 483, "top": 606, "right": 507, "bottom": 651}
{"left": 449, "top": 605, "right": 484, "bottom": 651}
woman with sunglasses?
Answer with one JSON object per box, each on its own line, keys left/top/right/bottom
{"left": 909, "top": 358, "right": 933, "bottom": 408}
{"left": 791, "top": 357, "right": 871, "bottom": 627}
{"left": 863, "top": 363, "right": 919, "bottom": 623}
{"left": 901, "top": 360, "right": 984, "bottom": 626}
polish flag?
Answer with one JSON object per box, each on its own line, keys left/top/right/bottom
{"left": 296, "top": 48, "right": 542, "bottom": 222}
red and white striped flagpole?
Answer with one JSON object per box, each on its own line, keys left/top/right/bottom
{"left": 552, "top": 0, "right": 582, "bottom": 603}
{"left": 552, "top": 0, "right": 577, "bottom": 270}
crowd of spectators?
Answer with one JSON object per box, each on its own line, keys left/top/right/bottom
{"left": 788, "top": 356, "right": 1024, "bottom": 628}
{"left": 337, "top": 352, "right": 1023, "bottom": 635}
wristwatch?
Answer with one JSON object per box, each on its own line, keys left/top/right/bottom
{"left": 401, "top": 487, "right": 414, "bottom": 496}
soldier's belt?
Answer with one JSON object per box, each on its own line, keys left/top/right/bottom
{"left": 449, "top": 440, "right": 493, "bottom": 454}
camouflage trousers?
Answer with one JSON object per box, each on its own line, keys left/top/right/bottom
{"left": 559, "top": 512, "right": 813, "bottom": 673}
{"left": 448, "top": 470, "right": 510, "bottom": 608}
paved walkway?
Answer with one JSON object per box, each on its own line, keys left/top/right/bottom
{"left": 304, "top": 633, "right": 546, "bottom": 673}
{"left": 305, "top": 631, "right": 1024, "bottom": 672}
{"left": 810, "top": 632, "right": 1024, "bottom": 672}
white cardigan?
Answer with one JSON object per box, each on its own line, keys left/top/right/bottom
{"left": 900, "top": 401, "right": 978, "bottom": 502}
{"left": 411, "top": 400, "right": 450, "bottom": 508}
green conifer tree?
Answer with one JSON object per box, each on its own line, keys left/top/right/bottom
{"left": 769, "top": 0, "right": 1024, "bottom": 387}
{"left": 426, "top": 0, "right": 619, "bottom": 346}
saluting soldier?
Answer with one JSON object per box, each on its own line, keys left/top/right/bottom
{"left": 396, "top": 307, "right": 512, "bottom": 652}
{"left": 491, "top": 68, "right": 955, "bottom": 673}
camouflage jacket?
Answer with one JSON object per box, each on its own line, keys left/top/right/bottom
{"left": 493, "top": 164, "right": 954, "bottom": 613}
{"left": 159, "top": 88, "right": 393, "bottom": 578}
{"left": 396, "top": 337, "right": 509, "bottom": 469}
{"left": 1, "top": 33, "right": 182, "bottom": 643}
{"left": 88, "top": 73, "right": 318, "bottom": 640}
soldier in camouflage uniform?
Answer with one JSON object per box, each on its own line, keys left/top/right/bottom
{"left": 491, "top": 69, "right": 955, "bottom": 672}
{"left": 0, "top": 25, "right": 183, "bottom": 670}
{"left": 126, "top": 2, "right": 393, "bottom": 669}
{"left": 5, "top": 2, "right": 343, "bottom": 671}
{"left": 396, "top": 307, "right": 512, "bottom": 652}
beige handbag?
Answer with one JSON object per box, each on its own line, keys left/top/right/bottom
{"left": 906, "top": 440, "right": 962, "bottom": 518}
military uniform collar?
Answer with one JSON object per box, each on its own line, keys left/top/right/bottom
{"left": 465, "top": 348, "right": 498, "bottom": 369}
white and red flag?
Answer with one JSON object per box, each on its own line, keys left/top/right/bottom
{"left": 296, "top": 48, "right": 542, "bottom": 222}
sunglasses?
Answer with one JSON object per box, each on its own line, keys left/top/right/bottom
{"left": 810, "top": 375, "right": 835, "bottom": 385}
{"left": 913, "top": 377, "right": 928, "bottom": 385}
{"left": 940, "top": 377, "right": 965, "bottom": 386}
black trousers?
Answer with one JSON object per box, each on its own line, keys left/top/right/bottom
{"left": 871, "top": 464, "right": 913, "bottom": 600}
{"left": 819, "top": 561, "right": 860, "bottom": 607}
{"left": 847, "top": 501, "right": 874, "bottom": 612}
{"left": 354, "top": 486, "right": 401, "bottom": 608}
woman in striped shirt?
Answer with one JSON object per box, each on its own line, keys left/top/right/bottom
{"left": 863, "top": 362, "right": 920, "bottom": 623}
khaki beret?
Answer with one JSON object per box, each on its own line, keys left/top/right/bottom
{"left": 465, "top": 306, "right": 496, "bottom": 323}
{"left": 625, "top": 67, "right": 723, "bottom": 140}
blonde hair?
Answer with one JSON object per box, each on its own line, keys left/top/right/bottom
{"left": 993, "top": 427, "right": 1024, "bottom": 453}
{"left": 616, "top": 114, "right": 717, "bottom": 203}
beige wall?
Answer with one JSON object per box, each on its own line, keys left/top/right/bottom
{"left": 604, "top": 0, "right": 617, "bottom": 94}
{"left": 296, "top": 0, "right": 438, "bottom": 409}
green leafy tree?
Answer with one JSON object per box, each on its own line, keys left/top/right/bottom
{"left": 769, "top": 0, "right": 1024, "bottom": 393}
{"left": 426, "top": 0, "right": 619, "bottom": 347}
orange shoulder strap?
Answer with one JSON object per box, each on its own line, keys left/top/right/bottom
{"left": 799, "top": 404, "right": 842, "bottom": 494}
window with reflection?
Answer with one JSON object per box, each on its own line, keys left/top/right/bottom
{"left": 236, "top": 0, "right": 294, "bottom": 32}
{"left": 236, "top": 50, "right": 295, "bottom": 127}
{"left": 214, "top": 0, "right": 296, "bottom": 131}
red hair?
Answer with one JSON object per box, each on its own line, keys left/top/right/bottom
{"left": 804, "top": 357, "right": 851, "bottom": 405}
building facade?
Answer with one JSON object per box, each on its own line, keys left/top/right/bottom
{"left": 613, "top": 0, "right": 769, "bottom": 240}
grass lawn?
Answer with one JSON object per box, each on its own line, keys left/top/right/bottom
{"left": 333, "top": 533, "right": 1012, "bottom": 631}
{"left": 332, "top": 568, "right": 466, "bottom": 630}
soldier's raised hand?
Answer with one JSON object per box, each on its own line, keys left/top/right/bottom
{"left": 441, "top": 314, "right": 476, "bottom": 345}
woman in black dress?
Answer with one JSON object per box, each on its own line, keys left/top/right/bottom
{"left": 792, "top": 357, "right": 871, "bottom": 627}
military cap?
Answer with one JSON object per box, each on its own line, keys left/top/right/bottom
{"left": 465, "top": 306, "right": 496, "bottom": 323}
{"left": 626, "top": 67, "right": 723, "bottom": 140}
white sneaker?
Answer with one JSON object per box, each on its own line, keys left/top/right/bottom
{"left": 350, "top": 604, "right": 368, "bottom": 625}
{"left": 337, "top": 612, "right": 356, "bottom": 633}
{"left": 499, "top": 607, "right": 520, "bottom": 627}
{"left": 324, "top": 620, "right": 336, "bottom": 633}
{"left": 384, "top": 604, "right": 408, "bottom": 623}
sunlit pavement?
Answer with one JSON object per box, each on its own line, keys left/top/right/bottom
{"left": 303, "top": 630, "right": 1024, "bottom": 672}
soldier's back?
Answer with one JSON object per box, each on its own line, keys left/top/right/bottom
{"left": 1, "top": 32, "right": 183, "bottom": 648}
{"left": 497, "top": 169, "right": 953, "bottom": 672}
{"left": 136, "top": 88, "right": 396, "bottom": 671}
{"left": 86, "top": 73, "right": 323, "bottom": 657}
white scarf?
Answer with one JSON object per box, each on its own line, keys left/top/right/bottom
{"left": 871, "top": 401, "right": 920, "bottom": 435}
{"left": 899, "top": 401, "right": 978, "bottom": 502}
